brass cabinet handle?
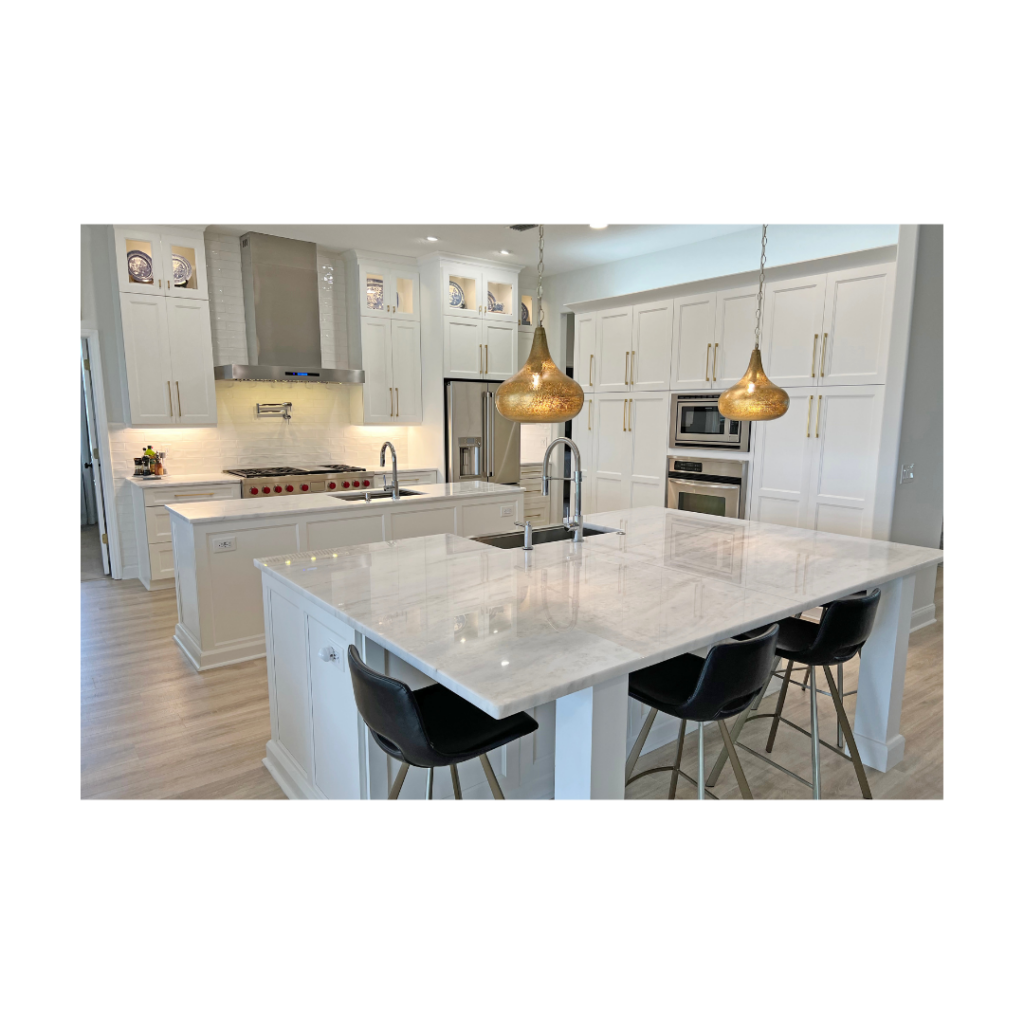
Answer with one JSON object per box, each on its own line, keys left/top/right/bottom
{"left": 815, "top": 394, "right": 822, "bottom": 437}
{"left": 624, "top": 351, "right": 629, "bottom": 386}
{"left": 819, "top": 332, "right": 828, "bottom": 378}
{"left": 485, "top": 344, "right": 489, "bottom": 374}
{"left": 396, "top": 388, "right": 400, "bottom": 417}
{"left": 157, "top": 279, "right": 162, "bottom": 288}
{"left": 705, "top": 344, "right": 711, "bottom": 381}
{"left": 712, "top": 343, "right": 719, "bottom": 380}
{"left": 806, "top": 396, "right": 813, "bottom": 437}
{"left": 389, "top": 387, "right": 394, "bottom": 416}
{"left": 623, "top": 398, "right": 627, "bottom": 431}
{"left": 167, "top": 381, "right": 173, "bottom": 416}
{"left": 589, "top": 353, "right": 594, "bottom": 386}
{"left": 588, "top": 398, "right": 592, "bottom": 430}
{"left": 811, "top": 333, "right": 819, "bottom": 377}
{"left": 175, "top": 381, "right": 182, "bottom": 417}
{"left": 628, "top": 398, "right": 633, "bottom": 430}
{"left": 631, "top": 350, "right": 636, "bottom": 386}
{"left": 479, "top": 344, "right": 483, "bottom": 373}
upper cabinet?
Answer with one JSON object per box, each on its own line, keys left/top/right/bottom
{"left": 114, "top": 226, "right": 209, "bottom": 301}
{"left": 357, "top": 259, "right": 419, "bottom": 320}
{"left": 630, "top": 299, "right": 673, "bottom": 391}
{"left": 580, "top": 301, "right": 673, "bottom": 394}
{"left": 671, "top": 292, "right": 716, "bottom": 390}
{"left": 442, "top": 261, "right": 518, "bottom": 323}
{"left": 713, "top": 284, "right": 762, "bottom": 389}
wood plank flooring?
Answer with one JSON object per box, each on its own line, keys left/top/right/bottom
{"left": 81, "top": 568, "right": 942, "bottom": 800}
{"left": 81, "top": 525, "right": 106, "bottom": 581}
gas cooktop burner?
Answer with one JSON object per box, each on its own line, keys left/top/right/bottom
{"left": 224, "top": 464, "right": 367, "bottom": 479}
{"left": 315, "top": 464, "right": 366, "bottom": 472}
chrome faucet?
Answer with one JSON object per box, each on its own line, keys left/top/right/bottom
{"left": 541, "top": 436, "right": 585, "bottom": 542}
{"left": 380, "top": 441, "right": 399, "bottom": 499}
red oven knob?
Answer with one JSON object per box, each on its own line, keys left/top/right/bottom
{"left": 285, "top": 484, "right": 293, "bottom": 492}
{"left": 250, "top": 487, "right": 258, "bottom": 495}
{"left": 341, "top": 481, "right": 349, "bottom": 489}
{"left": 274, "top": 485, "right": 282, "bottom": 493}
{"left": 328, "top": 481, "right": 337, "bottom": 490}
{"left": 363, "top": 480, "right": 371, "bottom": 487}
{"left": 262, "top": 486, "right": 271, "bottom": 494}
{"left": 352, "top": 480, "right": 361, "bottom": 488}
{"left": 301, "top": 484, "right": 309, "bottom": 491}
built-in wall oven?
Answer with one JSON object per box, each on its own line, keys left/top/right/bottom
{"left": 672, "top": 393, "right": 750, "bottom": 451}
{"left": 666, "top": 457, "right": 748, "bottom": 519}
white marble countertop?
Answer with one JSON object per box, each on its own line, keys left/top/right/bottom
{"left": 254, "top": 506, "right": 943, "bottom": 718}
{"left": 167, "top": 480, "right": 524, "bottom": 524}
{"left": 126, "top": 472, "right": 242, "bottom": 488}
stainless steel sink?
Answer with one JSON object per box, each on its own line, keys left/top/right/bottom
{"left": 471, "top": 523, "right": 624, "bottom": 549}
{"left": 333, "top": 488, "right": 424, "bottom": 502}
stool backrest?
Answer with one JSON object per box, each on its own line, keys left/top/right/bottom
{"left": 807, "top": 588, "right": 881, "bottom": 664}
{"left": 683, "top": 624, "right": 779, "bottom": 722}
{"left": 347, "top": 645, "right": 434, "bottom": 765}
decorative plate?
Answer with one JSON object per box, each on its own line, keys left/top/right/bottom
{"left": 487, "top": 290, "right": 504, "bottom": 313}
{"left": 126, "top": 250, "right": 153, "bottom": 283}
{"left": 521, "top": 301, "right": 530, "bottom": 325}
{"left": 449, "top": 281, "right": 465, "bottom": 308}
{"left": 366, "top": 276, "right": 384, "bottom": 310}
{"left": 171, "top": 252, "right": 193, "bottom": 287}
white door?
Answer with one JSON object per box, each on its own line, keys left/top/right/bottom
{"left": 714, "top": 285, "right": 760, "bottom": 388}
{"left": 820, "top": 263, "right": 895, "bottom": 385}
{"left": 160, "top": 232, "right": 209, "bottom": 302}
{"left": 804, "top": 386, "right": 884, "bottom": 537}
{"left": 671, "top": 293, "right": 717, "bottom": 391}
{"left": 359, "top": 262, "right": 392, "bottom": 318}
{"left": 482, "top": 267, "right": 518, "bottom": 323}
{"left": 444, "top": 317, "right": 484, "bottom": 376}
{"left": 591, "top": 394, "right": 632, "bottom": 513}
{"left": 113, "top": 226, "right": 166, "bottom": 295}
{"left": 574, "top": 398, "right": 595, "bottom": 513}
{"left": 761, "top": 273, "right": 827, "bottom": 388}
{"left": 442, "top": 262, "right": 483, "bottom": 317}
{"left": 81, "top": 335, "right": 110, "bottom": 574}
{"left": 631, "top": 300, "right": 673, "bottom": 391}
{"left": 627, "top": 392, "right": 670, "bottom": 507}
{"left": 483, "top": 322, "right": 516, "bottom": 378}
{"left": 390, "top": 320, "right": 422, "bottom": 423}
{"left": 360, "top": 317, "right": 394, "bottom": 422}
{"left": 120, "top": 292, "right": 175, "bottom": 425}
{"left": 166, "top": 296, "right": 217, "bottom": 424}
{"left": 576, "top": 312, "right": 597, "bottom": 392}
{"left": 748, "top": 386, "right": 815, "bottom": 528}
{"left": 595, "top": 306, "right": 633, "bottom": 393}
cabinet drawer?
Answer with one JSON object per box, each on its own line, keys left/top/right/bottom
{"left": 142, "top": 483, "right": 240, "bottom": 506}
{"left": 149, "top": 542, "right": 176, "bottom": 580}
{"left": 144, "top": 504, "right": 172, "bottom": 543}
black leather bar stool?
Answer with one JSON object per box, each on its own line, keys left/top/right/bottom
{"left": 347, "top": 646, "right": 538, "bottom": 800}
{"left": 624, "top": 625, "right": 779, "bottom": 800}
{"left": 730, "top": 589, "right": 881, "bottom": 799}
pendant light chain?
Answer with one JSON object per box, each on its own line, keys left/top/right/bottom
{"left": 754, "top": 223, "right": 767, "bottom": 350}
{"left": 537, "top": 225, "right": 545, "bottom": 327}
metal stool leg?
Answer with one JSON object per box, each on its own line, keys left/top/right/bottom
{"left": 809, "top": 666, "right": 821, "bottom": 799}
{"left": 479, "top": 754, "right": 505, "bottom": 799}
{"left": 765, "top": 660, "right": 795, "bottom": 754}
{"left": 697, "top": 723, "right": 706, "bottom": 800}
{"left": 388, "top": 761, "right": 410, "bottom": 800}
{"left": 707, "top": 655, "right": 780, "bottom": 786}
{"left": 717, "top": 720, "right": 752, "bottom": 799}
{"left": 836, "top": 662, "right": 844, "bottom": 750}
{"left": 822, "top": 665, "right": 872, "bottom": 799}
{"left": 426, "top": 766, "right": 434, "bottom": 800}
{"left": 667, "top": 719, "right": 686, "bottom": 800}
{"left": 625, "top": 705, "right": 658, "bottom": 783}
{"left": 449, "top": 764, "right": 463, "bottom": 799}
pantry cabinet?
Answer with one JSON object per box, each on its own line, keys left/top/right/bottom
{"left": 594, "top": 306, "right": 634, "bottom": 393}
{"left": 713, "top": 284, "right": 762, "bottom": 389}
{"left": 630, "top": 299, "right": 674, "bottom": 391}
{"left": 350, "top": 318, "right": 422, "bottom": 424}
{"left": 576, "top": 312, "right": 597, "bottom": 392}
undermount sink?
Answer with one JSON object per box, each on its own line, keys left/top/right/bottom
{"left": 333, "top": 488, "right": 424, "bottom": 502}
{"left": 471, "top": 523, "right": 624, "bottom": 549}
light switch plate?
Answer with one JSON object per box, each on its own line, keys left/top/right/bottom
{"left": 500, "top": 504, "right": 514, "bottom": 517}
{"left": 213, "top": 536, "right": 236, "bottom": 552}
{"left": 899, "top": 463, "right": 915, "bottom": 484}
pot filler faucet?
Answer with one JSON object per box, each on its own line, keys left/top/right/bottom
{"left": 380, "top": 442, "right": 399, "bottom": 499}
{"left": 541, "top": 437, "right": 585, "bottom": 542}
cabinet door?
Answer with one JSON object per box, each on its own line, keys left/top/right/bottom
{"left": 160, "top": 233, "right": 209, "bottom": 302}
{"left": 805, "top": 386, "right": 884, "bottom": 537}
{"left": 114, "top": 226, "right": 166, "bottom": 295}
{"left": 631, "top": 300, "right": 673, "bottom": 391}
{"left": 595, "top": 306, "right": 633, "bottom": 393}
{"left": 166, "top": 296, "right": 217, "bottom": 424}
{"left": 520, "top": 292, "right": 536, "bottom": 328}
{"left": 483, "top": 267, "right": 518, "bottom": 323}
{"left": 761, "top": 273, "right": 827, "bottom": 388}
{"left": 359, "top": 261, "right": 391, "bottom": 318}
{"left": 360, "top": 318, "right": 394, "bottom": 422}
{"left": 714, "top": 285, "right": 760, "bottom": 388}
{"left": 573, "top": 399, "right": 595, "bottom": 514}
{"left": 483, "top": 322, "right": 516, "bottom": 378}
{"left": 575, "top": 312, "right": 597, "bottom": 392}
{"left": 820, "top": 263, "right": 894, "bottom": 385}
{"left": 120, "top": 292, "right": 175, "bottom": 425}
{"left": 444, "top": 317, "right": 484, "bottom": 376}
{"left": 390, "top": 320, "right": 422, "bottom": 423}
{"left": 389, "top": 266, "right": 420, "bottom": 320}
{"left": 442, "top": 262, "right": 482, "bottom": 318}
{"left": 671, "top": 293, "right": 717, "bottom": 391}
{"left": 748, "top": 386, "right": 815, "bottom": 528}
{"left": 591, "top": 394, "right": 631, "bottom": 513}
{"left": 628, "top": 392, "right": 670, "bottom": 507}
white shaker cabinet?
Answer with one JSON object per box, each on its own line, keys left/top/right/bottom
{"left": 594, "top": 306, "right": 634, "bottom": 393}
{"left": 573, "top": 396, "right": 596, "bottom": 512}
{"left": 350, "top": 318, "right": 423, "bottom": 424}
{"left": 165, "top": 296, "right": 218, "bottom": 424}
{"left": 590, "top": 391, "right": 669, "bottom": 513}
{"left": 818, "top": 262, "right": 895, "bottom": 386}
{"left": 355, "top": 260, "right": 419, "bottom": 320}
{"left": 576, "top": 312, "right": 597, "bottom": 392}
{"left": 591, "top": 394, "right": 631, "bottom": 512}
{"left": 113, "top": 226, "right": 210, "bottom": 301}
{"left": 630, "top": 299, "right": 673, "bottom": 391}
{"left": 713, "top": 284, "right": 761, "bottom": 388}
{"left": 443, "top": 316, "right": 516, "bottom": 379}
{"left": 671, "top": 292, "right": 717, "bottom": 391}
{"left": 627, "top": 392, "right": 671, "bottom": 507}
{"left": 760, "top": 273, "right": 828, "bottom": 389}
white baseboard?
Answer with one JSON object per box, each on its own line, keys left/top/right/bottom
{"left": 174, "top": 624, "right": 267, "bottom": 672}
{"left": 910, "top": 603, "right": 936, "bottom": 633}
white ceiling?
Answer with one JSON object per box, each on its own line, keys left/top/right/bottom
{"left": 207, "top": 224, "right": 754, "bottom": 277}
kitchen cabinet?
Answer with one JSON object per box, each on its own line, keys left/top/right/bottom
{"left": 573, "top": 397, "right": 596, "bottom": 513}
{"left": 443, "top": 317, "right": 516, "bottom": 379}
{"left": 759, "top": 273, "right": 828, "bottom": 388}
{"left": 575, "top": 301, "right": 672, "bottom": 394}
{"left": 749, "top": 385, "right": 884, "bottom": 537}
{"left": 671, "top": 292, "right": 718, "bottom": 390}
{"left": 353, "top": 258, "right": 419, "bottom": 320}
{"left": 442, "top": 261, "right": 518, "bottom": 323}
{"left": 114, "top": 226, "right": 209, "bottom": 301}
{"left": 713, "top": 284, "right": 762, "bottom": 389}
{"left": 575, "top": 312, "right": 597, "bottom": 392}
{"left": 350, "top": 318, "right": 422, "bottom": 424}
{"left": 594, "top": 306, "right": 635, "bottom": 393}
{"left": 630, "top": 299, "right": 673, "bottom": 391}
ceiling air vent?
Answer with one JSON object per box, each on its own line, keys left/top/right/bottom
{"left": 508, "top": 225, "right": 538, "bottom": 232}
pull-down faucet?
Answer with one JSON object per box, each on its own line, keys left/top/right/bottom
{"left": 541, "top": 437, "right": 584, "bottom": 542}
{"left": 380, "top": 442, "right": 399, "bottom": 500}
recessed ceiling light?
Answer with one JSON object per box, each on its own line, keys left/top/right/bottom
{"left": 426, "top": 236, "right": 438, "bottom": 242}
{"left": 499, "top": 249, "right": 510, "bottom": 255}
{"left": 589, "top": 223, "right": 608, "bottom": 229}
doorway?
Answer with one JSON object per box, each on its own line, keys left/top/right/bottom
{"left": 81, "top": 333, "right": 111, "bottom": 580}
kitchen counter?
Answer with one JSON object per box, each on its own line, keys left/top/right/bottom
{"left": 255, "top": 506, "right": 942, "bottom": 799}
{"left": 126, "top": 472, "right": 242, "bottom": 488}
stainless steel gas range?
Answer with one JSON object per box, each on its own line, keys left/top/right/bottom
{"left": 225, "top": 464, "right": 372, "bottom": 498}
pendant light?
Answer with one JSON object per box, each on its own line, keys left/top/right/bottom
{"left": 717, "top": 225, "right": 790, "bottom": 422}
{"left": 495, "top": 226, "right": 584, "bottom": 423}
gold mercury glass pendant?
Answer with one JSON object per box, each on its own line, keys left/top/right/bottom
{"left": 495, "top": 225, "right": 584, "bottom": 424}
{"left": 717, "top": 225, "right": 790, "bottom": 422}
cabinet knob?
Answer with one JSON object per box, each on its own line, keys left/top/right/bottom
{"left": 318, "top": 646, "right": 338, "bottom": 663}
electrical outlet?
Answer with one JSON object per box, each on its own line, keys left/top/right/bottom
{"left": 900, "top": 463, "right": 915, "bottom": 484}
{"left": 500, "top": 504, "right": 514, "bottom": 517}
{"left": 213, "top": 536, "right": 236, "bottom": 552}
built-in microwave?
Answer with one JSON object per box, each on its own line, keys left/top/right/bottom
{"left": 672, "top": 393, "right": 750, "bottom": 451}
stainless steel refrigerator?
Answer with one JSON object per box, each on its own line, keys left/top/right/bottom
{"left": 446, "top": 380, "right": 520, "bottom": 485}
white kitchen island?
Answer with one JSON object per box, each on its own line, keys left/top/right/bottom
{"left": 167, "top": 481, "right": 524, "bottom": 671}
{"left": 254, "top": 506, "right": 943, "bottom": 800}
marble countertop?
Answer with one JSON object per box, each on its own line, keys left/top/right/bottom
{"left": 126, "top": 472, "right": 242, "bottom": 488}
{"left": 254, "top": 506, "right": 944, "bottom": 719}
{"left": 167, "top": 480, "right": 524, "bottom": 525}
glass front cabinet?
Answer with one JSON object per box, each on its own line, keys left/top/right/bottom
{"left": 441, "top": 261, "right": 518, "bottom": 323}
{"left": 358, "top": 261, "right": 419, "bottom": 320}
{"left": 113, "top": 226, "right": 209, "bottom": 301}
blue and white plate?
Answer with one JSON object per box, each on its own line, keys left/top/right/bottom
{"left": 521, "top": 301, "right": 530, "bottom": 325}
{"left": 126, "top": 250, "right": 153, "bottom": 283}
{"left": 487, "top": 290, "right": 504, "bottom": 313}
{"left": 366, "top": 276, "right": 384, "bottom": 309}
{"left": 449, "top": 281, "right": 465, "bottom": 308}
{"left": 171, "top": 252, "right": 193, "bottom": 287}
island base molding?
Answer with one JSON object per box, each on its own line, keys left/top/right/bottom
{"left": 174, "top": 623, "right": 267, "bottom": 672}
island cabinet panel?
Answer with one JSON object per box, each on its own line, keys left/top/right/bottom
{"left": 305, "top": 512, "right": 386, "bottom": 550}
{"left": 389, "top": 505, "right": 458, "bottom": 540}
{"left": 269, "top": 588, "right": 313, "bottom": 781}
{"left": 459, "top": 497, "right": 519, "bottom": 538}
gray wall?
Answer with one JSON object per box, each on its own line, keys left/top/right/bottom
{"left": 80, "top": 225, "right": 126, "bottom": 424}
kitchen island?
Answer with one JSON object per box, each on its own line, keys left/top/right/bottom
{"left": 254, "top": 506, "right": 943, "bottom": 800}
{"left": 167, "top": 481, "right": 524, "bottom": 670}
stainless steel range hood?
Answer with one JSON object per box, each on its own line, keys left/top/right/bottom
{"left": 213, "top": 231, "right": 365, "bottom": 384}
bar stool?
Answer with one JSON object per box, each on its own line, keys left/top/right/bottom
{"left": 347, "top": 646, "right": 538, "bottom": 799}
{"left": 624, "top": 624, "right": 779, "bottom": 800}
{"left": 728, "top": 589, "right": 880, "bottom": 800}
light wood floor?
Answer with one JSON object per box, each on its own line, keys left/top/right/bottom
{"left": 81, "top": 569, "right": 942, "bottom": 800}
{"left": 81, "top": 525, "right": 106, "bottom": 581}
